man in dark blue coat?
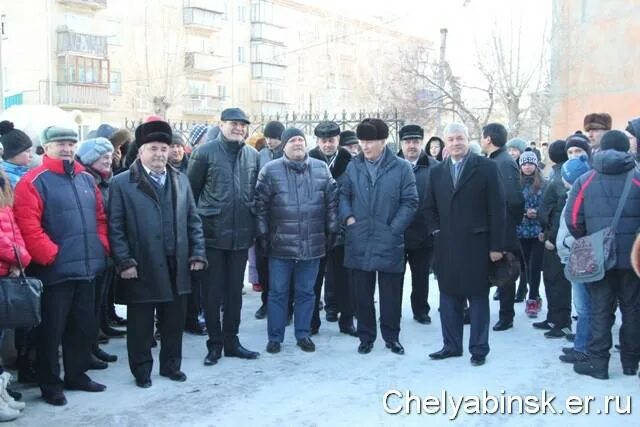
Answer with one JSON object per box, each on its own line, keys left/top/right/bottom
{"left": 397, "top": 124, "right": 438, "bottom": 325}
{"left": 340, "top": 118, "right": 418, "bottom": 355}
{"left": 425, "top": 123, "right": 506, "bottom": 366}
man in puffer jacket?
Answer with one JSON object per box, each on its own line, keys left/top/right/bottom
{"left": 565, "top": 130, "right": 640, "bottom": 380}
{"left": 255, "top": 127, "right": 338, "bottom": 354}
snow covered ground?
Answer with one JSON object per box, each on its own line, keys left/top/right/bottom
{"left": 10, "top": 274, "right": 639, "bottom": 427}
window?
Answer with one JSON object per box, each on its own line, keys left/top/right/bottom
{"left": 110, "top": 71, "right": 122, "bottom": 95}
{"left": 58, "top": 55, "right": 109, "bottom": 84}
{"left": 237, "top": 5, "right": 247, "bottom": 23}
{"left": 237, "top": 46, "right": 246, "bottom": 63}
{"left": 187, "top": 80, "right": 208, "bottom": 95}
{"left": 218, "top": 85, "right": 227, "bottom": 99}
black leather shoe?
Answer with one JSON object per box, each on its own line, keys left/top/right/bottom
{"left": 532, "top": 320, "right": 554, "bottom": 330}
{"left": 470, "top": 355, "right": 486, "bottom": 366}
{"left": 573, "top": 361, "right": 609, "bottom": 380}
{"left": 255, "top": 305, "right": 267, "bottom": 320}
{"left": 266, "top": 341, "right": 281, "bottom": 354}
{"left": 94, "top": 347, "right": 117, "bottom": 363}
{"left": 325, "top": 310, "right": 338, "bottom": 322}
{"left": 89, "top": 354, "right": 108, "bottom": 370}
{"left": 358, "top": 341, "right": 374, "bottom": 354}
{"left": 413, "top": 314, "right": 432, "bottom": 325}
{"left": 297, "top": 337, "right": 316, "bottom": 352}
{"left": 42, "top": 390, "right": 67, "bottom": 406}
{"left": 492, "top": 320, "right": 513, "bottom": 331}
{"left": 102, "top": 325, "right": 126, "bottom": 338}
{"left": 545, "top": 327, "right": 570, "bottom": 339}
{"left": 185, "top": 322, "right": 207, "bottom": 336}
{"left": 224, "top": 342, "right": 260, "bottom": 359}
{"left": 160, "top": 370, "right": 187, "bottom": 382}
{"left": 339, "top": 323, "right": 358, "bottom": 337}
{"left": 429, "top": 348, "right": 463, "bottom": 360}
{"left": 559, "top": 349, "right": 588, "bottom": 363}
{"left": 385, "top": 341, "right": 405, "bottom": 355}
{"left": 204, "top": 348, "right": 222, "bottom": 366}
{"left": 623, "top": 367, "right": 638, "bottom": 376}
{"left": 135, "top": 377, "right": 152, "bottom": 388}
{"left": 561, "top": 347, "right": 574, "bottom": 355}
{"left": 65, "top": 379, "right": 107, "bottom": 392}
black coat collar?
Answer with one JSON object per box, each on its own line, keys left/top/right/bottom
{"left": 129, "top": 160, "right": 179, "bottom": 204}
{"left": 308, "top": 146, "right": 352, "bottom": 178}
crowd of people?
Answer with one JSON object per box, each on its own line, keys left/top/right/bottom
{"left": 0, "top": 108, "right": 639, "bottom": 420}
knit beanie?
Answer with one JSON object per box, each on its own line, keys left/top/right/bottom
{"left": 547, "top": 139, "right": 568, "bottom": 164}
{"left": 264, "top": 121, "right": 285, "bottom": 140}
{"left": 280, "top": 127, "right": 306, "bottom": 145}
{"left": 75, "top": 137, "right": 114, "bottom": 166}
{"left": 0, "top": 121, "right": 33, "bottom": 160}
{"left": 506, "top": 138, "right": 527, "bottom": 155}
{"left": 565, "top": 133, "right": 592, "bottom": 158}
{"left": 518, "top": 149, "right": 539, "bottom": 167}
{"left": 600, "top": 130, "right": 630, "bottom": 152}
{"left": 561, "top": 155, "right": 591, "bottom": 185}
{"left": 188, "top": 124, "right": 208, "bottom": 147}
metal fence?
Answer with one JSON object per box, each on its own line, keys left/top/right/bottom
{"left": 124, "top": 110, "right": 406, "bottom": 151}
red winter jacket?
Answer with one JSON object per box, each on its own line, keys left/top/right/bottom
{"left": 0, "top": 205, "right": 32, "bottom": 276}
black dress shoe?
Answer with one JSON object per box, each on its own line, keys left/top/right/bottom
{"left": 297, "top": 337, "right": 316, "bottom": 352}
{"left": 623, "top": 367, "right": 638, "bottom": 376}
{"left": 89, "top": 354, "right": 108, "bottom": 370}
{"left": 102, "top": 325, "right": 126, "bottom": 338}
{"left": 573, "top": 361, "right": 609, "bottom": 380}
{"left": 266, "top": 341, "right": 281, "bottom": 354}
{"left": 42, "top": 390, "right": 67, "bottom": 406}
{"left": 339, "top": 324, "right": 358, "bottom": 337}
{"left": 561, "top": 347, "right": 574, "bottom": 355}
{"left": 65, "top": 379, "right": 107, "bottom": 392}
{"left": 135, "top": 377, "right": 152, "bottom": 388}
{"left": 325, "top": 310, "right": 338, "bottom": 322}
{"left": 385, "top": 341, "right": 405, "bottom": 355}
{"left": 94, "top": 347, "right": 117, "bottom": 363}
{"left": 559, "top": 349, "right": 589, "bottom": 363}
{"left": 255, "top": 305, "right": 267, "bottom": 320}
{"left": 429, "top": 348, "right": 462, "bottom": 360}
{"left": 492, "top": 320, "right": 513, "bottom": 331}
{"left": 413, "top": 314, "right": 432, "bottom": 325}
{"left": 185, "top": 322, "right": 207, "bottom": 336}
{"left": 470, "top": 355, "right": 486, "bottom": 366}
{"left": 224, "top": 342, "right": 260, "bottom": 359}
{"left": 532, "top": 320, "right": 554, "bottom": 330}
{"left": 358, "top": 341, "right": 374, "bottom": 354}
{"left": 204, "top": 348, "right": 222, "bottom": 366}
{"left": 545, "top": 327, "right": 570, "bottom": 339}
{"left": 160, "top": 370, "right": 187, "bottom": 382}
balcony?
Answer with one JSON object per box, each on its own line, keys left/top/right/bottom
{"left": 251, "top": 81, "right": 286, "bottom": 104}
{"left": 251, "top": 23, "right": 285, "bottom": 45}
{"left": 184, "top": 52, "right": 226, "bottom": 74}
{"left": 250, "top": 41, "right": 286, "bottom": 66}
{"left": 57, "top": 29, "right": 108, "bottom": 58}
{"left": 251, "top": 0, "right": 285, "bottom": 27}
{"left": 57, "top": 0, "right": 107, "bottom": 10}
{"left": 183, "top": 0, "right": 225, "bottom": 14}
{"left": 183, "top": 7, "right": 223, "bottom": 32}
{"left": 182, "top": 95, "right": 222, "bottom": 115}
{"left": 40, "top": 81, "right": 110, "bottom": 109}
{"left": 251, "top": 63, "right": 286, "bottom": 81}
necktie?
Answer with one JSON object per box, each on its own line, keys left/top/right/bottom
{"left": 149, "top": 170, "right": 166, "bottom": 187}
{"left": 454, "top": 162, "right": 462, "bottom": 186}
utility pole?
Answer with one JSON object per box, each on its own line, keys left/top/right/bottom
{"left": 0, "top": 14, "right": 5, "bottom": 112}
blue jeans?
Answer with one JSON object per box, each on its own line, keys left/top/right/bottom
{"left": 267, "top": 257, "right": 320, "bottom": 343}
{"left": 572, "top": 282, "right": 592, "bottom": 354}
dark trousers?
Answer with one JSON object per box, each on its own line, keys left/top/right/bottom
{"left": 439, "top": 290, "right": 490, "bottom": 357}
{"left": 127, "top": 296, "right": 186, "bottom": 380}
{"left": 327, "top": 245, "right": 355, "bottom": 325}
{"left": 185, "top": 275, "right": 203, "bottom": 326}
{"left": 498, "top": 281, "right": 516, "bottom": 322}
{"left": 519, "top": 238, "right": 544, "bottom": 299}
{"left": 93, "top": 268, "right": 112, "bottom": 344}
{"left": 37, "top": 280, "right": 95, "bottom": 393}
{"left": 542, "top": 249, "right": 572, "bottom": 329}
{"left": 203, "top": 248, "right": 248, "bottom": 350}
{"left": 352, "top": 269, "right": 403, "bottom": 343}
{"left": 311, "top": 256, "right": 328, "bottom": 331}
{"left": 404, "top": 247, "right": 433, "bottom": 317}
{"left": 587, "top": 269, "right": 640, "bottom": 370}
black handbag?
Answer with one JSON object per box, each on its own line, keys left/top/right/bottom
{"left": 0, "top": 245, "right": 43, "bottom": 329}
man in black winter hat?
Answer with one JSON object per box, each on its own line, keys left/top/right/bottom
{"left": 565, "top": 132, "right": 592, "bottom": 159}
{"left": 340, "top": 130, "right": 359, "bottom": 157}
{"left": 340, "top": 118, "right": 418, "bottom": 355}
{"left": 309, "top": 121, "right": 356, "bottom": 336}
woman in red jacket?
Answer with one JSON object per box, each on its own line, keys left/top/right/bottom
{"left": 0, "top": 167, "right": 31, "bottom": 420}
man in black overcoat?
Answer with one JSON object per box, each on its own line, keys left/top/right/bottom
{"left": 425, "top": 123, "right": 506, "bottom": 366}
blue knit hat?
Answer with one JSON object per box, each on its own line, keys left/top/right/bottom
{"left": 561, "top": 155, "right": 591, "bottom": 185}
{"left": 75, "top": 137, "right": 114, "bottom": 166}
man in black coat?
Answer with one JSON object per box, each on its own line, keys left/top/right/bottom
{"left": 426, "top": 123, "right": 506, "bottom": 366}
{"left": 397, "top": 124, "right": 438, "bottom": 325}
{"left": 308, "top": 121, "right": 356, "bottom": 336}
{"left": 481, "top": 123, "right": 525, "bottom": 331}
{"left": 109, "top": 120, "right": 207, "bottom": 388}
{"left": 340, "top": 118, "right": 418, "bottom": 355}
{"left": 187, "top": 108, "right": 261, "bottom": 365}
{"left": 255, "top": 127, "right": 339, "bottom": 353}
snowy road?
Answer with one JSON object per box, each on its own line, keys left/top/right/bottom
{"left": 11, "top": 274, "right": 639, "bottom": 426}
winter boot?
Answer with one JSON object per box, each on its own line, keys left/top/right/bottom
{"left": 525, "top": 299, "right": 538, "bottom": 318}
